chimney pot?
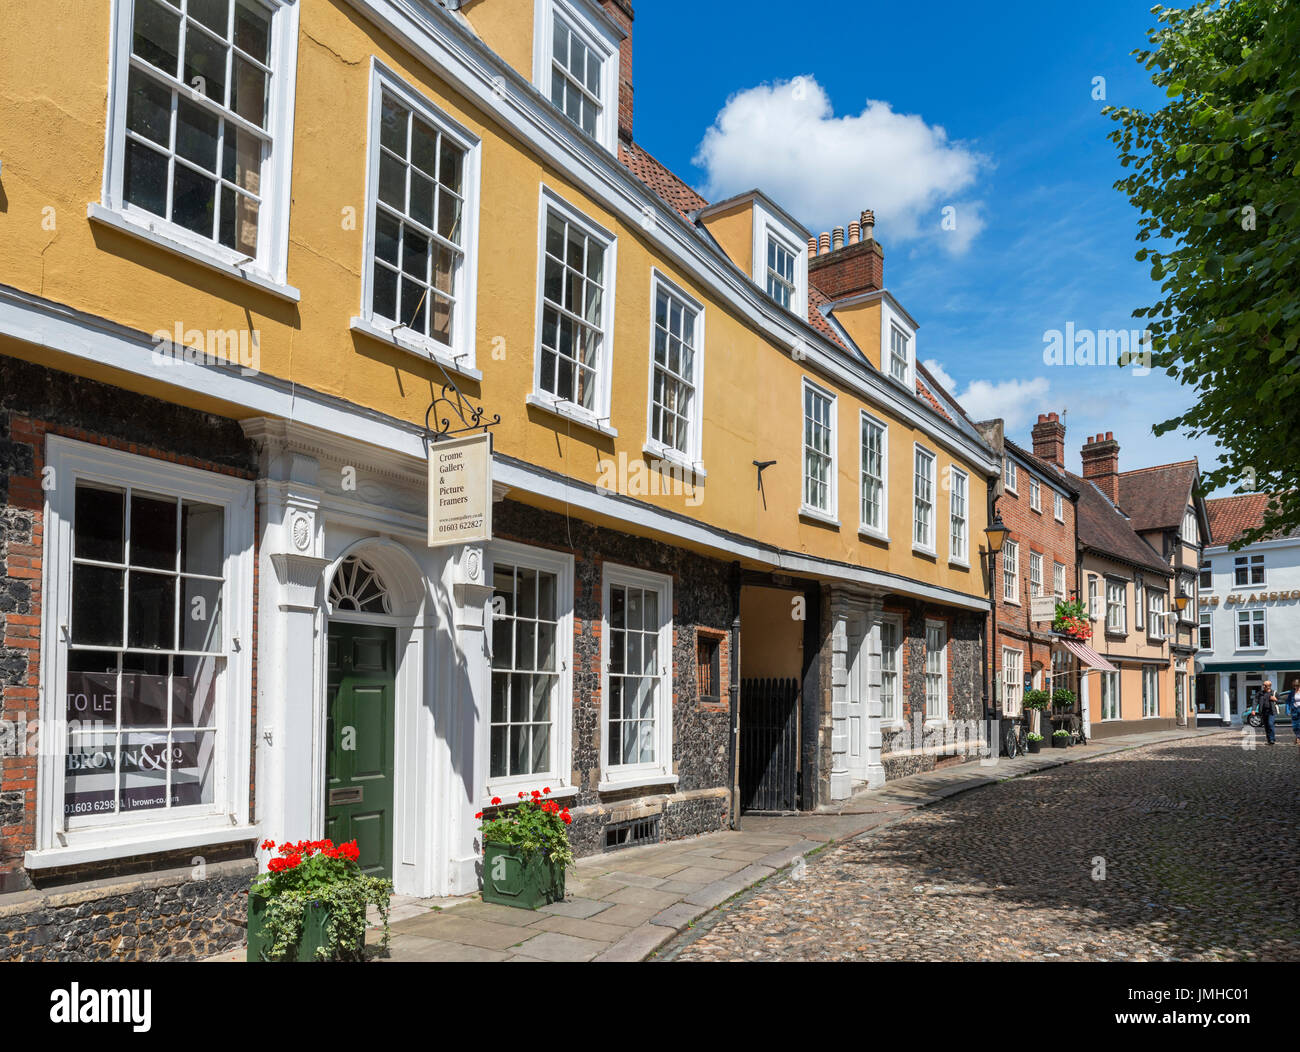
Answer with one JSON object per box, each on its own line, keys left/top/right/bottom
{"left": 1031, "top": 409, "right": 1067, "bottom": 468}
{"left": 809, "top": 209, "right": 884, "bottom": 299}
{"left": 1080, "top": 431, "right": 1121, "bottom": 503}
{"left": 807, "top": 236, "right": 818, "bottom": 257}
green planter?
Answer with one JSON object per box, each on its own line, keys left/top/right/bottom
{"left": 481, "top": 842, "right": 566, "bottom": 910}
{"left": 1051, "top": 736, "right": 1068, "bottom": 749}
{"left": 246, "top": 892, "right": 361, "bottom": 962}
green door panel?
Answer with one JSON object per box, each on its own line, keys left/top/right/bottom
{"left": 326, "top": 622, "right": 396, "bottom": 879}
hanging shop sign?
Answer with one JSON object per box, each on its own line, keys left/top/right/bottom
{"left": 428, "top": 431, "right": 493, "bottom": 547}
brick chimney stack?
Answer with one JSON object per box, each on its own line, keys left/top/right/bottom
{"left": 600, "top": 0, "right": 634, "bottom": 144}
{"left": 1031, "top": 412, "right": 1066, "bottom": 468}
{"left": 1081, "top": 432, "right": 1121, "bottom": 504}
{"left": 808, "top": 207, "right": 885, "bottom": 299}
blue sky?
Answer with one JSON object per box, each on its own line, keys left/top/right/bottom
{"left": 631, "top": 0, "right": 1226, "bottom": 488}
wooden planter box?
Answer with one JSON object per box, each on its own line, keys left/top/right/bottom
{"left": 481, "top": 843, "right": 565, "bottom": 910}
{"left": 246, "top": 892, "right": 362, "bottom": 962}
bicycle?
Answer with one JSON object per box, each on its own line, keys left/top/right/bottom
{"left": 1001, "top": 715, "right": 1029, "bottom": 758}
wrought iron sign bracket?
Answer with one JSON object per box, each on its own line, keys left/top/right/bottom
{"left": 422, "top": 358, "right": 501, "bottom": 445}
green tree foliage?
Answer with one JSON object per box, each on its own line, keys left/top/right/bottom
{"left": 1106, "top": 1, "right": 1300, "bottom": 545}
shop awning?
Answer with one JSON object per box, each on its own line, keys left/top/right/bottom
{"left": 1060, "top": 638, "right": 1118, "bottom": 673}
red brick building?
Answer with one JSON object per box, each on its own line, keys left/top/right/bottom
{"left": 977, "top": 414, "right": 1081, "bottom": 720}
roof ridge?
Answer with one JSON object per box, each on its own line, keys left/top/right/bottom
{"left": 1117, "top": 459, "right": 1198, "bottom": 477}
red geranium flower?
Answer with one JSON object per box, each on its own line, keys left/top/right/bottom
{"left": 491, "top": 797, "right": 502, "bottom": 805}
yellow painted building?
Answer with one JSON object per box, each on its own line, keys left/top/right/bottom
{"left": 0, "top": 0, "right": 997, "bottom": 956}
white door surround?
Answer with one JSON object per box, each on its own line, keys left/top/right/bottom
{"left": 243, "top": 417, "right": 485, "bottom": 898}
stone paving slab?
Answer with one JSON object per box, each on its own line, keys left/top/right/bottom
{"left": 512, "top": 931, "right": 604, "bottom": 962}
{"left": 208, "top": 726, "right": 1222, "bottom": 963}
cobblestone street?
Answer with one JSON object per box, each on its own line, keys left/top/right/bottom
{"left": 665, "top": 732, "right": 1300, "bottom": 962}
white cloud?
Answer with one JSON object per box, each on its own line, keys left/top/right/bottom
{"left": 694, "top": 75, "right": 988, "bottom": 253}
{"left": 924, "top": 358, "right": 1050, "bottom": 431}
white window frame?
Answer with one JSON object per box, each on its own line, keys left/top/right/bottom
{"left": 599, "top": 564, "right": 675, "bottom": 790}
{"left": 1142, "top": 666, "right": 1160, "bottom": 718}
{"left": 800, "top": 378, "right": 837, "bottom": 522}
{"left": 1148, "top": 589, "right": 1167, "bottom": 640}
{"left": 912, "top": 443, "right": 937, "bottom": 555}
{"left": 1181, "top": 506, "right": 1199, "bottom": 545}
{"left": 859, "top": 411, "right": 889, "bottom": 540}
{"left": 643, "top": 269, "right": 706, "bottom": 471}
{"left": 888, "top": 324, "right": 910, "bottom": 384}
{"left": 1233, "top": 554, "right": 1265, "bottom": 588}
{"left": 484, "top": 540, "right": 575, "bottom": 801}
{"left": 33, "top": 436, "right": 254, "bottom": 864}
{"left": 1029, "top": 477, "right": 1041, "bottom": 513}
{"left": 1100, "top": 670, "right": 1120, "bottom": 722}
{"left": 878, "top": 616, "right": 903, "bottom": 725}
{"left": 531, "top": 0, "right": 622, "bottom": 153}
{"left": 1004, "top": 459, "right": 1018, "bottom": 495}
{"left": 353, "top": 60, "right": 483, "bottom": 377}
{"left": 528, "top": 185, "right": 619, "bottom": 434}
{"left": 1199, "top": 609, "right": 1212, "bottom": 650}
{"left": 1053, "top": 561, "right": 1066, "bottom": 599}
{"left": 1002, "top": 647, "right": 1024, "bottom": 718}
{"left": 97, "top": 0, "right": 301, "bottom": 294}
{"left": 1029, "top": 551, "right": 1044, "bottom": 598}
{"left": 924, "top": 620, "right": 948, "bottom": 722}
{"left": 1053, "top": 491, "right": 1064, "bottom": 522}
{"left": 1236, "top": 609, "right": 1266, "bottom": 651}
{"left": 1002, "top": 539, "right": 1019, "bottom": 604}
{"left": 1135, "top": 577, "right": 1145, "bottom": 631}
{"left": 878, "top": 297, "right": 916, "bottom": 389}
{"left": 1105, "top": 579, "right": 1127, "bottom": 633}
{"left": 948, "top": 466, "right": 969, "bottom": 566}
{"left": 750, "top": 199, "right": 809, "bottom": 319}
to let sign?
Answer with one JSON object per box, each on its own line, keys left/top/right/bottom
{"left": 428, "top": 432, "right": 493, "bottom": 547}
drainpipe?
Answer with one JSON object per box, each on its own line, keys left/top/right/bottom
{"left": 727, "top": 561, "right": 742, "bottom": 830}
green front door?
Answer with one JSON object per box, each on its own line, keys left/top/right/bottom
{"left": 326, "top": 622, "right": 396, "bottom": 879}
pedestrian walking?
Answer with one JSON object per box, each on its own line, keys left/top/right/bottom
{"left": 1259, "top": 680, "right": 1279, "bottom": 745}
{"left": 1285, "top": 678, "right": 1300, "bottom": 754}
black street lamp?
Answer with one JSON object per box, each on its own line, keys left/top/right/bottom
{"left": 981, "top": 515, "right": 1009, "bottom": 730}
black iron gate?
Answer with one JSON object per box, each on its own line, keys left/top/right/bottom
{"left": 739, "top": 677, "right": 799, "bottom": 812}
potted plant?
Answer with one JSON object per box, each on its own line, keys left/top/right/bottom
{"left": 1021, "top": 687, "right": 1050, "bottom": 736}
{"left": 1052, "top": 687, "right": 1077, "bottom": 711}
{"left": 477, "top": 788, "right": 574, "bottom": 910}
{"left": 246, "top": 839, "right": 392, "bottom": 962}
{"left": 1027, "top": 731, "right": 1043, "bottom": 754}
{"left": 1051, "top": 729, "right": 1071, "bottom": 749}
{"left": 1052, "top": 596, "right": 1093, "bottom": 641}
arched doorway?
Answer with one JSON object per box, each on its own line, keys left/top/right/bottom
{"left": 324, "top": 554, "right": 399, "bottom": 879}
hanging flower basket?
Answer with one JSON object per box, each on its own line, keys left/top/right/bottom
{"left": 1052, "top": 595, "right": 1092, "bottom": 641}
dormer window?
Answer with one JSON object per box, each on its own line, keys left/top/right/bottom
{"left": 533, "top": 0, "right": 621, "bottom": 153}
{"left": 766, "top": 235, "right": 797, "bottom": 309}
{"left": 889, "top": 325, "right": 909, "bottom": 382}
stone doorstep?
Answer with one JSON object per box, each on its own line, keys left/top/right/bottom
{"left": 0, "top": 858, "right": 258, "bottom": 919}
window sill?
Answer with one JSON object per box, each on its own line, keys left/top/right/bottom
{"left": 350, "top": 316, "right": 481, "bottom": 380}
{"left": 526, "top": 393, "right": 618, "bottom": 438}
{"left": 25, "top": 820, "right": 259, "bottom": 870}
{"left": 596, "top": 772, "right": 679, "bottom": 794}
{"left": 859, "top": 526, "right": 890, "bottom": 543}
{"left": 912, "top": 544, "right": 938, "bottom": 559}
{"left": 799, "top": 506, "right": 840, "bottom": 528}
{"left": 949, "top": 557, "right": 971, "bottom": 570}
{"left": 641, "top": 441, "right": 706, "bottom": 479}
{"left": 1004, "top": 598, "right": 1021, "bottom": 607}
{"left": 87, "top": 203, "right": 300, "bottom": 303}
{"left": 482, "top": 784, "right": 579, "bottom": 806}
